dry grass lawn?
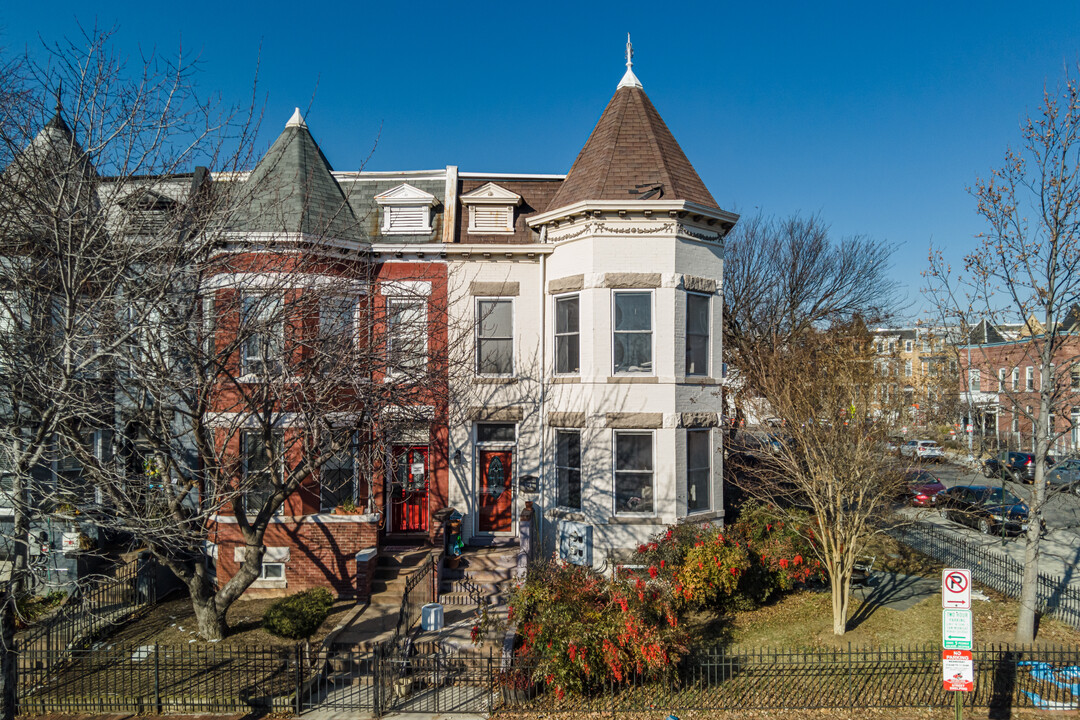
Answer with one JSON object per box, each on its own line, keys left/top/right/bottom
{"left": 97, "top": 595, "right": 354, "bottom": 648}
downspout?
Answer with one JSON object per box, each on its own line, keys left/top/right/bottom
{"left": 537, "top": 226, "right": 548, "bottom": 550}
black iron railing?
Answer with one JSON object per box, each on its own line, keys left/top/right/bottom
{"left": 18, "top": 642, "right": 1080, "bottom": 715}
{"left": 890, "top": 521, "right": 1080, "bottom": 628}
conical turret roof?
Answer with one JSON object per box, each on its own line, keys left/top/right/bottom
{"left": 234, "top": 109, "right": 359, "bottom": 239}
{"left": 546, "top": 82, "right": 718, "bottom": 212}
{"left": 0, "top": 103, "right": 100, "bottom": 237}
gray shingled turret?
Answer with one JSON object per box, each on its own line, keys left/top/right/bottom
{"left": 233, "top": 109, "right": 359, "bottom": 240}
{"left": 0, "top": 104, "right": 100, "bottom": 235}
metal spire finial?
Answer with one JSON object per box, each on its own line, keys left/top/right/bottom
{"left": 617, "top": 33, "right": 643, "bottom": 90}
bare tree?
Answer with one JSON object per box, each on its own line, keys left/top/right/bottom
{"left": 723, "top": 211, "right": 901, "bottom": 431}
{"left": 927, "top": 65, "right": 1080, "bottom": 643}
{"left": 734, "top": 320, "right": 904, "bottom": 635}
{"left": 0, "top": 28, "right": 258, "bottom": 718}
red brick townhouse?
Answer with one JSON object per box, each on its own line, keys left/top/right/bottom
{"left": 207, "top": 47, "right": 735, "bottom": 597}
{"left": 958, "top": 316, "right": 1080, "bottom": 453}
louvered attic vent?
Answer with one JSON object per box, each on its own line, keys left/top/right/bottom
{"left": 470, "top": 205, "right": 513, "bottom": 233}
{"left": 461, "top": 182, "right": 522, "bottom": 235}
{"left": 386, "top": 205, "right": 429, "bottom": 233}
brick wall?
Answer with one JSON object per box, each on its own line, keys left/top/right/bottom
{"left": 213, "top": 517, "right": 379, "bottom": 599}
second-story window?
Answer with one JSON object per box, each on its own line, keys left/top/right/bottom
{"left": 685, "top": 293, "right": 709, "bottom": 376}
{"left": 905, "top": 340, "right": 913, "bottom": 352}
{"left": 554, "top": 295, "right": 579, "bottom": 375}
{"left": 1026, "top": 366, "right": 1034, "bottom": 391}
{"left": 998, "top": 368, "right": 1007, "bottom": 392}
{"left": 476, "top": 299, "right": 513, "bottom": 375}
{"left": 1012, "top": 367, "right": 1020, "bottom": 390}
{"left": 388, "top": 298, "right": 427, "bottom": 375}
{"left": 242, "top": 294, "right": 283, "bottom": 376}
{"left": 969, "top": 368, "right": 981, "bottom": 393}
{"left": 613, "top": 291, "right": 652, "bottom": 374}
{"left": 904, "top": 360, "right": 913, "bottom": 377}
{"left": 242, "top": 430, "right": 283, "bottom": 515}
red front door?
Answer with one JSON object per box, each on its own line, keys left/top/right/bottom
{"left": 390, "top": 446, "right": 428, "bottom": 532}
{"left": 478, "top": 449, "right": 513, "bottom": 533}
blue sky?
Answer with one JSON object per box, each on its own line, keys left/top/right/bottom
{"left": 3, "top": 1, "right": 1080, "bottom": 317}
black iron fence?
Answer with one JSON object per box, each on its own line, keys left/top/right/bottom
{"left": 388, "top": 555, "right": 436, "bottom": 650}
{"left": 20, "top": 555, "right": 157, "bottom": 654}
{"left": 891, "top": 521, "right": 1080, "bottom": 628}
{"left": 17, "top": 642, "right": 1080, "bottom": 715}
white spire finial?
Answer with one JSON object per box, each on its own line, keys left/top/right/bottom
{"left": 618, "top": 33, "right": 643, "bottom": 90}
{"left": 286, "top": 107, "right": 307, "bottom": 129}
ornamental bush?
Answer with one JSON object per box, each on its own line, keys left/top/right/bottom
{"left": 508, "top": 560, "right": 687, "bottom": 698}
{"left": 263, "top": 587, "right": 334, "bottom": 639}
{"left": 635, "top": 503, "right": 823, "bottom": 611}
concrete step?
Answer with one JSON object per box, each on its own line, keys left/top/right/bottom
{"left": 462, "top": 567, "right": 515, "bottom": 583}
{"left": 459, "top": 552, "right": 518, "bottom": 571}
{"left": 378, "top": 550, "right": 432, "bottom": 569}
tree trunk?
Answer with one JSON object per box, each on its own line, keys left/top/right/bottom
{"left": 830, "top": 566, "right": 849, "bottom": 635}
{"left": 190, "top": 586, "right": 228, "bottom": 642}
{"left": 1016, "top": 494, "right": 1045, "bottom": 643}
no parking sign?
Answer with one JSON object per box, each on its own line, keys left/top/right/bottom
{"left": 942, "top": 569, "right": 971, "bottom": 609}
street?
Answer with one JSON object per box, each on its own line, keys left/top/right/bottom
{"left": 903, "top": 459, "right": 1080, "bottom": 585}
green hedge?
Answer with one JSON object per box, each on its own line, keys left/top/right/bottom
{"left": 263, "top": 588, "right": 334, "bottom": 639}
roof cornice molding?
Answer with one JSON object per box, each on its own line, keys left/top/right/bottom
{"left": 373, "top": 183, "right": 439, "bottom": 206}
{"left": 527, "top": 199, "right": 738, "bottom": 229}
{"left": 368, "top": 242, "right": 553, "bottom": 259}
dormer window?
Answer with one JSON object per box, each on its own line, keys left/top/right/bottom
{"left": 374, "top": 183, "right": 437, "bottom": 235}
{"left": 461, "top": 182, "right": 522, "bottom": 235}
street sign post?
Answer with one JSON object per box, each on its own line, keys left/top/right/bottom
{"left": 942, "top": 569, "right": 974, "bottom": 720}
{"left": 942, "top": 569, "right": 971, "bottom": 609}
{"left": 942, "top": 609, "right": 972, "bottom": 650}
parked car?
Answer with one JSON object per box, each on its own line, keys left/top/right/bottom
{"left": 982, "top": 451, "right": 1055, "bottom": 483}
{"left": 1045, "top": 458, "right": 1080, "bottom": 496}
{"left": 937, "top": 485, "right": 1029, "bottom": 536}
{"left": 903, "top": 469, "right": 946, "bottom": 507}
{"left": 883, "top": 435, "right": 905, "bottom": 454}
{"left": 899, "top": 440, "right": 944, "bottom": 462}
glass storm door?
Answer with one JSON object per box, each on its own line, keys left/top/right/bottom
{"left": 477, "top": 449, "right": 513, "bottom": 533}
{"left": 390, "top": 446, "right": 428, "bottom": 532}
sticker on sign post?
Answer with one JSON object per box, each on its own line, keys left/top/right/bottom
{"left": 942, "top": 569, "right": 971, "bottom": 609}
{"left": 943, "top": 609, "right": 972, "bottom": 650}
{"left": 943, "top": 649, "right": 974, "bottom": 692}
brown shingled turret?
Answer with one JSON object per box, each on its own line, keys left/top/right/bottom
{"left": 546, "top": 84, "right": 718, "bottom": 212}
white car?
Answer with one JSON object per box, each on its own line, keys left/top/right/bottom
{"left": 900, "top": 440, "right": 944, "bottom": 462}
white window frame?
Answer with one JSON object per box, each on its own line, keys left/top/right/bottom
{"left": 904, "top": 360, "right": 913, "bottom": 377}
{"left": 1026, "top": 366, "right": 1035, "bottom": 391}
{"left": 553, "top": 294, "right": 580, "bottom": 376}
{"left": 686, "top": 428, "right": 711, "bottom": 514}
{"left": 475, "top": 297, "right": 514, "bottom": 377}
{"left": 387, "top": 296, "right": 428, "bottom": 376}
{"left": 998, "top": 368, "right": 1007, "bottom": 392}
{"left": 241, "top": 293, "right": 284, "bottom": 377}
{"left": 613, "top": 430, "right": 655, "bottom": 517}
{"left": 554, "top": 429, "right": 581, "bottom": 510}
{"left": 968, "top": 368, "right": 981, "bottom": 393}
{"left": 320, "top": 433, "right": 359, "bottom": 512}
{"left": 242, "top": 430, "right": 284, "bottom": 516}
{"left": 612, "top": 290, "right": 654, "bottom": 376}
{"left": 685, "top": 292, "right": 710, "bottom": 377}
{"left": 259, "top": 562, "right": 285, "bottom": 580}
{"left": 1013, "top": 367, "right": 1020, "bottom": 391}
{"left": 904, "top": 340, "right": 913, "bottom": 352}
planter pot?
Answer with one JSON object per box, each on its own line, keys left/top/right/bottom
{"left": 445, "top": 555, "right": 461, "bottom": 570}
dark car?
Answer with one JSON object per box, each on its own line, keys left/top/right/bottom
{"left": 1045, "top": 458, "right": 1080, "bottom": 496}
{"left": 903, "top": 469, "right": 946, "bottom": 507}
{"left": 938, "top": 485, "right": 1029, "bottom": 536}
{"left": 982, "top": 451, "right": 1054, "bottom": 483}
